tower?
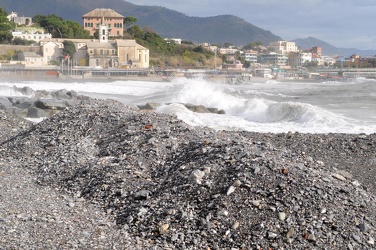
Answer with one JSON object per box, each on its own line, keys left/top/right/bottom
{"left": 99, "top": 16, "right": 108, "bottom": 43}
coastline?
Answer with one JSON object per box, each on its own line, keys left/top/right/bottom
{"left": 0, "top": 99, "right": 375, "bottom": 249}
{"left": 0, "top": 70, "right": 322, "bottom": 84}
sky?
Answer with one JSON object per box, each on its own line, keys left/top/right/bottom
{"left": 126, "top": 0, "right": 376, "bottom": 50}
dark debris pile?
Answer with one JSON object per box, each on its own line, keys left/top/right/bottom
{"left": 0, "top": 99, "right": 375, "bottom": 249}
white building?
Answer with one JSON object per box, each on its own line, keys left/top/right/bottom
{"left": 12, "top": 30, "right": 52, "bottom": 43}
{"left": 218, "top": 48, "right": 238, "bottom": 54}
{"left": 7, "top": 12, "right": 33, "bottom": 26}
{"left": 268, "top": 41, "right": 299, "bottom": 54}
{"left": 165, "top": 38, "right": 182, "bottom": 44}
{"left": 299, "top": 52, "right": 312, "bottom": 65}
{"left": 242, "top": 50, "right": 258, "bottom": 63}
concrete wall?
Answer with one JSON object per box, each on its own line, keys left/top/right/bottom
{"left": 0, "top": 45, "right": 40, "bottom": 56}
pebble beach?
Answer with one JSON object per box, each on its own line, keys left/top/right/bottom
{"left": 0, "top": 98, "right": 375, "bottom": 249}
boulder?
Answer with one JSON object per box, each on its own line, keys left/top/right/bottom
{"left": 185, "top": 104, "right": 210, "bottom": 113}
{"left": 34, "top": 99, "right": 68, "bottom": 110}
{"left": 27, "top": 107, "right": 50, "bottom": 118}
{"left": 15, "top": 86, "right": 35, "bottom": 97}
{"left": 137, "top": 102, "right": 161, "bottom": 110}
{"left": 53, "top": 89, "right": 78, "bottom": 99}
{"left": 0, "top": 97, "right": 12, "bottom": 110}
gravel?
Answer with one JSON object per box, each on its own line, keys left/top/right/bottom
{"left": 0, "top": 99, "right": 375, "bottom": 249}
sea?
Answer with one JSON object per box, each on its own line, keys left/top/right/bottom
{"left": 1, "top": 76, "right": 375, "bottom": 134}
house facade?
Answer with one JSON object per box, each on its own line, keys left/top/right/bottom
{"left": 12, "top": 27, "right": 52, "bottom": 43}
{"left": 268, "top": 41, "right": 299, "bottom": 55}
{"left": 87, "top": 41, "right": 118, "bottom": 68}
{"left": 82, "top": 8, "right": 124, "bottom": 37}
{"left": 116, "top": 40, "right": 149, "bottom": 68}
{"left": 17, "top": 51, "right": 44, "bottom": 65}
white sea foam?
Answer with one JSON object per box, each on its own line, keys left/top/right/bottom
{"left": 1, "top": 77, "right": 375, "bottom": 134}
{"left": 0, "top": 85, "right": 30, "bottom": 97}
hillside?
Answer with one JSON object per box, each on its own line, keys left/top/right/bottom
{"left": 293, "top": 36, "right": 376, "bottom": 57}
{"left": 0, "top": 0, "right": 282, "bottom": 46}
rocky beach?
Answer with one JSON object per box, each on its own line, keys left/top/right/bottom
{"left": 0, "top": 97, "right": 375, "bottom": 249}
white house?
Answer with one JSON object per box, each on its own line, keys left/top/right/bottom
{"left": 12, "top": 30, "right": 52, "bottom": 43}
{"left": 268, "top": 41, "right": 299, "bottom": 55}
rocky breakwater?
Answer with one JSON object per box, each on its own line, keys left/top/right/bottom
{"left": 0, "top": 85, "right": 90, "bottom": 120}
{"left": 0, "top": 99, "right": 375, "bottom": 249}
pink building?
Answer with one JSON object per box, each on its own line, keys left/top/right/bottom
{"left": 82, "top": 9, "right": 124, "bottom": 37}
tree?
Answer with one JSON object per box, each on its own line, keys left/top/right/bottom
{"left": 12, "top": 37, "right": 35, "bottom": 45}
{"left": 127, "top": 25, "right": 145, "bottom": 39}
{"left": 37, "top": 14, "right": 64, "bottom": 38}
{"left": 62, "top": 20, "right": 90, "bottom": 39}
{"left": 243, "top": 42, "right": 263, "bottom": 50}
{"left": 62, "top": 40, "right": 76, "bottom": 59}
{"left": 0, "top": 8, "right": 13, "bottom": 44}
{"left": 34, "top": 14, "right": 89, "bottom": 39}
{"left": 224, "top": 42, "right": 233, "bottom": 48}
{"left": 123, "top": 16, "right": 137, "bottom": 29}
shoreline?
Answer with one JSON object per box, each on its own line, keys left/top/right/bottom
{"left": 0, "top": 70, "right": 324, "bottom": 84}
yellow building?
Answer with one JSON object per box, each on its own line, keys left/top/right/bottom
{"left": 116, "top": 40, "right": 149, "bottom": 68}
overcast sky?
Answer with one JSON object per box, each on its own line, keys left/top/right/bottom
{"left": 126, "top": 0, "right": 376, "bottom": 49}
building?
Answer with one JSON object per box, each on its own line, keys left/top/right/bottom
{"left": 41, "top": 41, "right": 64, "bottom": 63}
{"left": 7, "top": 12, "right": 33, "bottom": 26}
{"left": 268, "top": 41, "right": 299, "bottom": 54}
{"left": 87, "top": 41, "right": 118, "bottom": 68}
{"left": 253, "top": 68, "right": 273, "bottom": 78}
{"left": 288, "top": 52, "right": 312, "bottom": 68}
{"left": 222, "top": 59, "right": 243, "bottom": 71}
{"left": 242, "top": 50, "right": 258, "bottom": 64}
{"left": 305, "top": 46, "right": 322, "bottom": 56}
{"left": 258, "top": 52, "right": 289, "bottom": 66}
{"left": 12, "top": 27, "right": 52, "bottom": 43}
{"left": 36, "top": 38, "right": 149, "bottom": 69}
{"left": 82, "top": 8, "right": 125, "bottom": 37}
{"left": 165, "top": 38, "right": 182, "bottom": 45}
{"left": 17, "top": 51, "right": 44, "bottom": 65}
{"left": 116, "top": 40, "right": 149, "bottom": 68}
{"left": 218, "top": 48, "right": 239, "bottom": 55}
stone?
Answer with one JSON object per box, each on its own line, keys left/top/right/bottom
{"left": 278, "top": 212, "right": 286, "bottom": 221}
{"left": 227, "top": 186, "right": 236, "bottom": 195}
{"left": 159, "top": 224, "right": 169, "bottom": 234}
{"left": 367, "top": 237, "right": 375, "bottom": 245}
{"left": 286, "top": 227, "right": 295, "bottom": 238}
{"left": 190, "top": 169, "right": 205, "bottom": 184}
{"left": 332, "top": 173, "right": 346, "bottom": 181}
{"left": 232, "top": 221, "right": 240, "bottom": 230}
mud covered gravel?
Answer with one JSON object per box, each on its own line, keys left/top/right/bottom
{"left": 0, "top": 99, "right": 375, "bottom": 249}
